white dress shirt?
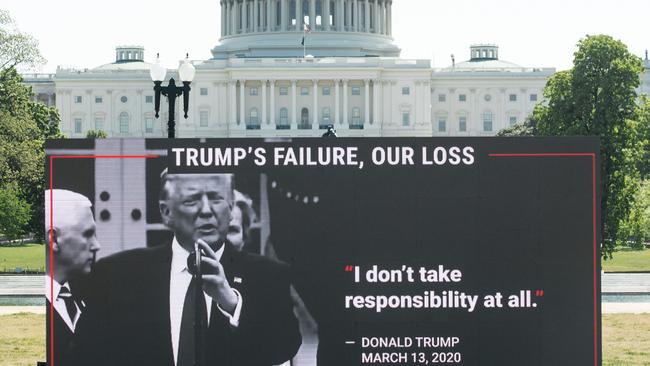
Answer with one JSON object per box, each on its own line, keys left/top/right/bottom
{"left": 45, "top": 275, "right": 81, "bottom": 332}
{"left": 169, "top": 237, "right": 243, "bottom": 366}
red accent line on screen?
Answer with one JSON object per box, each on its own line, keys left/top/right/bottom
{"left": 489, "top": 152, "right": 598, "bottom": 366}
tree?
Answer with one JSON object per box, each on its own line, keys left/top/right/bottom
{"left": 86, "top": 130, "right": 108, "bottom": 139}
{"left": 534, "top": 35, "right": 645, "bottom": 258}
{"left": 497, "top": 116, "right": 538, "bottom": 136}
{"left": 0, "top": 11, "right": 60, "bottom": 240}
{"left": 0, "top": 182, "right": 31, "bottom": 240}
{"left": 0, "top": 9, "right": 45, "bottom": 71}
{"left": 619, "top": 179, "right": 650, "bottom": 248}
{"left": 637, "top": 95, "right": 650, "bottom": 179}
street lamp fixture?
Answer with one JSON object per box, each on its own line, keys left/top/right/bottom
{"left": 150, "top": 54, "right": 196, "bottom": 138}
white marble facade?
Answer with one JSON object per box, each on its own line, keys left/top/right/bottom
{"left": 28, "top": 1, "right": 647, "bottom": 138}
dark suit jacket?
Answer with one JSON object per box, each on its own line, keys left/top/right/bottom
{"left": 77, "top": 243, "right": 301, "bottom": 366}
{"left": 46, "top": 298, "right": 79, "bottom": 366}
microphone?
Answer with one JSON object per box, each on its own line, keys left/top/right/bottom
{"left": 187, "top": 240, "right": 225, "bottom": 276}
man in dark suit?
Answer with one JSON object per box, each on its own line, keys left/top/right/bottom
{"left": 45, "top": 189, "right": 101, "bottom": 366}
{"left": 79, "top": 172, "right": 301, "bottom": 366}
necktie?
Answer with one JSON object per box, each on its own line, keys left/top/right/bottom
{"left": 178, "top": 276, "right": 208, "bottom": 366}
{"left": 57, "top": 286, "right": 78, "bottom": 322}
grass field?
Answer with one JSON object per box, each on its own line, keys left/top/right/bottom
{"left": 0, "top": 313, "right": 648, "bottom": 365}
{"left": 0, "top": 313, "right": 44, "bottom": 366}
{"left": 603, "top": 248, "right": 650, "bottom": 272}
{"left": 0, "top": 243, "right": 45, "bottom": 273}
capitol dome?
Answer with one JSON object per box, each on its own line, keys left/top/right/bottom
{"left": 93, "top": 46, "right": 151, "bottom": 71}
{"left": 211, "top": 0, "right": 400, "bottom": 58}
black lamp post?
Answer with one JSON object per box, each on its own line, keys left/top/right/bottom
{"left": 150, "top": 54, "right": 196, "bottom": 138}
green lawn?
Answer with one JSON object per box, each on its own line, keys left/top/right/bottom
{"left": 0, "top": 243, "right": 45, "bottom": 273}
{"left": 0, "top": 313, "right": 648, "bottom": 365}
{"left": 603, "top": 248, "right": 650, "bottom": 272}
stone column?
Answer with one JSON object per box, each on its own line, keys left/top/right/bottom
{"left": 266, "top": 0, "right": 271, "bottom": 31}
{"left": 291, "top": 80, "right": 297, "bottom": 126}
{"left": 281, "top": 0, "right": 287, "bottom": 30}
{"left": 381, "top": 0, "right": 387, "bottom": 35}
{"left": 372, "top": 79, "right": 380, "bottom": 124}
{"left": 270, "top": 80, "right": 276, "bottom": 125}
{"left": 309, "top": 0, "right": 316, "bottom": 28}
{"left": 230, "top": 1, "right": 237, "bottom": 34}
{"left": 374, "top": 0, "right": 379, "bottom": 33}
{"left": 324, "top": 0, "right": 331, "bottom": 30}
{"left": 334, "top": 80, "right": 340, "bottom": 124}
{"left": 242, "top": 0, "right": 248, "bottom": 32}
{"left": 337, "top": 0, "right": 344, "bottom": 31}
{"left": 229, "top": 81, "right": 237, "bottom": 125}
{"left": 345, "top": 0, "right": 351, "bottom": 30}
{"left": 424, "top": 81, "right": 432, "bottom": 125}
{"left": 343, "top": 79, "right": 348, "bottom": 125}
{"left": 312, "top": 79, "right": 318, "bottom": 127}
{"left": 296, "top": 0, "right": 302, "bottom": 30}
{"left": 222, "top": 1, "right": 226, "bottom": 36}
{"left": 353, "top": 0, "right": 359, "bottom": 31}
{"left": 253, "top": 0, "right": 258, "bottom": 31}
{"left": 364, "top": 79, "right": 370, "bottom": 125}
{"left": 364, "top": 0, "right": 370, "bottom": 32}
{"left": 262, "top": 80, "right": 268, "bottom": 125}
{"left": 240, "top": 80, "right": 246, "bottom": 126}
{"left": 387, "top": 0, "right": 391, "bottom": 35}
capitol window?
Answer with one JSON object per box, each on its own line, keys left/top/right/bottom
{"left": 74, "top": 96, "right": 83, "bottom": 103}
{"left": 145, "top": 117, "right": 154, "bottom": 133}
{"left": 402, "top": 112, "right": 410, "bottom": 126}
{"left": 74, "top": 118, "right": 82, "bottom": 133}
{"left": 301, "top": 87, "right": 309, "bottom": 96}
{"left": 200, "top": 111, "right": 209, "bottom": 127}
{"left": 94, "top": 117, "right": 104, "bottom": 131}
{"left": 458, "top": 116, "right": 467, "bottom": 132}
{"left": 438, "top": 118, "right": 447, "bottom": 132}
{"left": 322, "top": 87, "right": 330, "bottom": 96}
{"left": 280, "top": 87, "right": 288, "bottom": 96}
{"left": 352, "top": 87, "right": 361, "bottom": 96}
{"left": 352, "top": 107, "right": 361, "bottom": 124}
{"left": 119, "top": 112, "right": 130, "bottom": 134}
{"left": 438, "top": 94, "right": 446, "bottom": 102}
{"left": 121, "top": 96, "right": 128, "bottom": 103}
{"left": 146, "top": 96, "right": 153, "bottom": 103}
{"left": 279, "top": 108, "right": 289, "bottom": 125}
{"left": 509, "top": 94, "right": 517, "bottom": 102}
{"left": 530, "top": 94, "right": 538, "bottom": 102}
{"left": 95, "top": 96, "right": 103, "bottom": 104}
{"left": 483, "top": 112, "right": 493, "bottom": 132}
{"left": 459, "top": 94, "right": 466, "bottom": 102}
{"left": 322, "top": 107, "right": 331, "bottom": 124}
{"left": 250, "top": 87, "right": 259, "bottom": 96}
{"left": 402, "top": 87, "right": 410, "bottom": 95}
{"left": 200, "top": 88, "right": 208, "bottom": 96}
{"left": 509, "top": 116, "right": 517, "bottom": 126}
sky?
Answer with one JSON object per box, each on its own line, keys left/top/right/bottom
{"left": 4, "top": 0, "right": 649, "bottom": 73}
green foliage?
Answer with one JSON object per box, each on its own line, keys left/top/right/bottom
{"left": 0, "top": 12, "right": 61, "bottom": 240}
{"left": 86, "top": 129, "right": 108, "bottom": 139}
{"left": 0, "top": 9, "right": 45, "bottom": 71}
{"left": 619, "top": 180, "right": 650, "bottom": 248}
{"left": 0, "top": 183, "right": 31, "bottom": 240}
{"left": 497, "top": 117, "right": 537, "bottom": 136}
{"left": 534, "top": 35, "right": 645, "bottom": 258}
{"left": 637, "top": 95, "right": 650, "bottom": 179}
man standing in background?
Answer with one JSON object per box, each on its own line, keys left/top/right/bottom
{"left": 44, "top": 189, "right": 101, "bottom": 366}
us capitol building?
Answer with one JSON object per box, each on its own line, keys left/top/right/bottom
{"left": 24, "top": 0, "right": 649, "bottom": 138}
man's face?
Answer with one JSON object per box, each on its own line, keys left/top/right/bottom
{"left": 54, "top": 207, "right": 100, "bottom": 276}
{"left": 228, "top": 205, "right": 244, "bottom": 251}
{"left": 161, "top": 174, "right": 233, "bottom": 248}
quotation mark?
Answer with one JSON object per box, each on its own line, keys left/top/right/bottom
{"left": 535, "top": 290, "right": 545, "bottom": 297}
{"left": 345, "top": 265, "right": 354, "bottom": 272}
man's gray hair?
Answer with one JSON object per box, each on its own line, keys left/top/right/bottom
{"left": 44, "top": 189, "right": 92, "bottom": 230}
